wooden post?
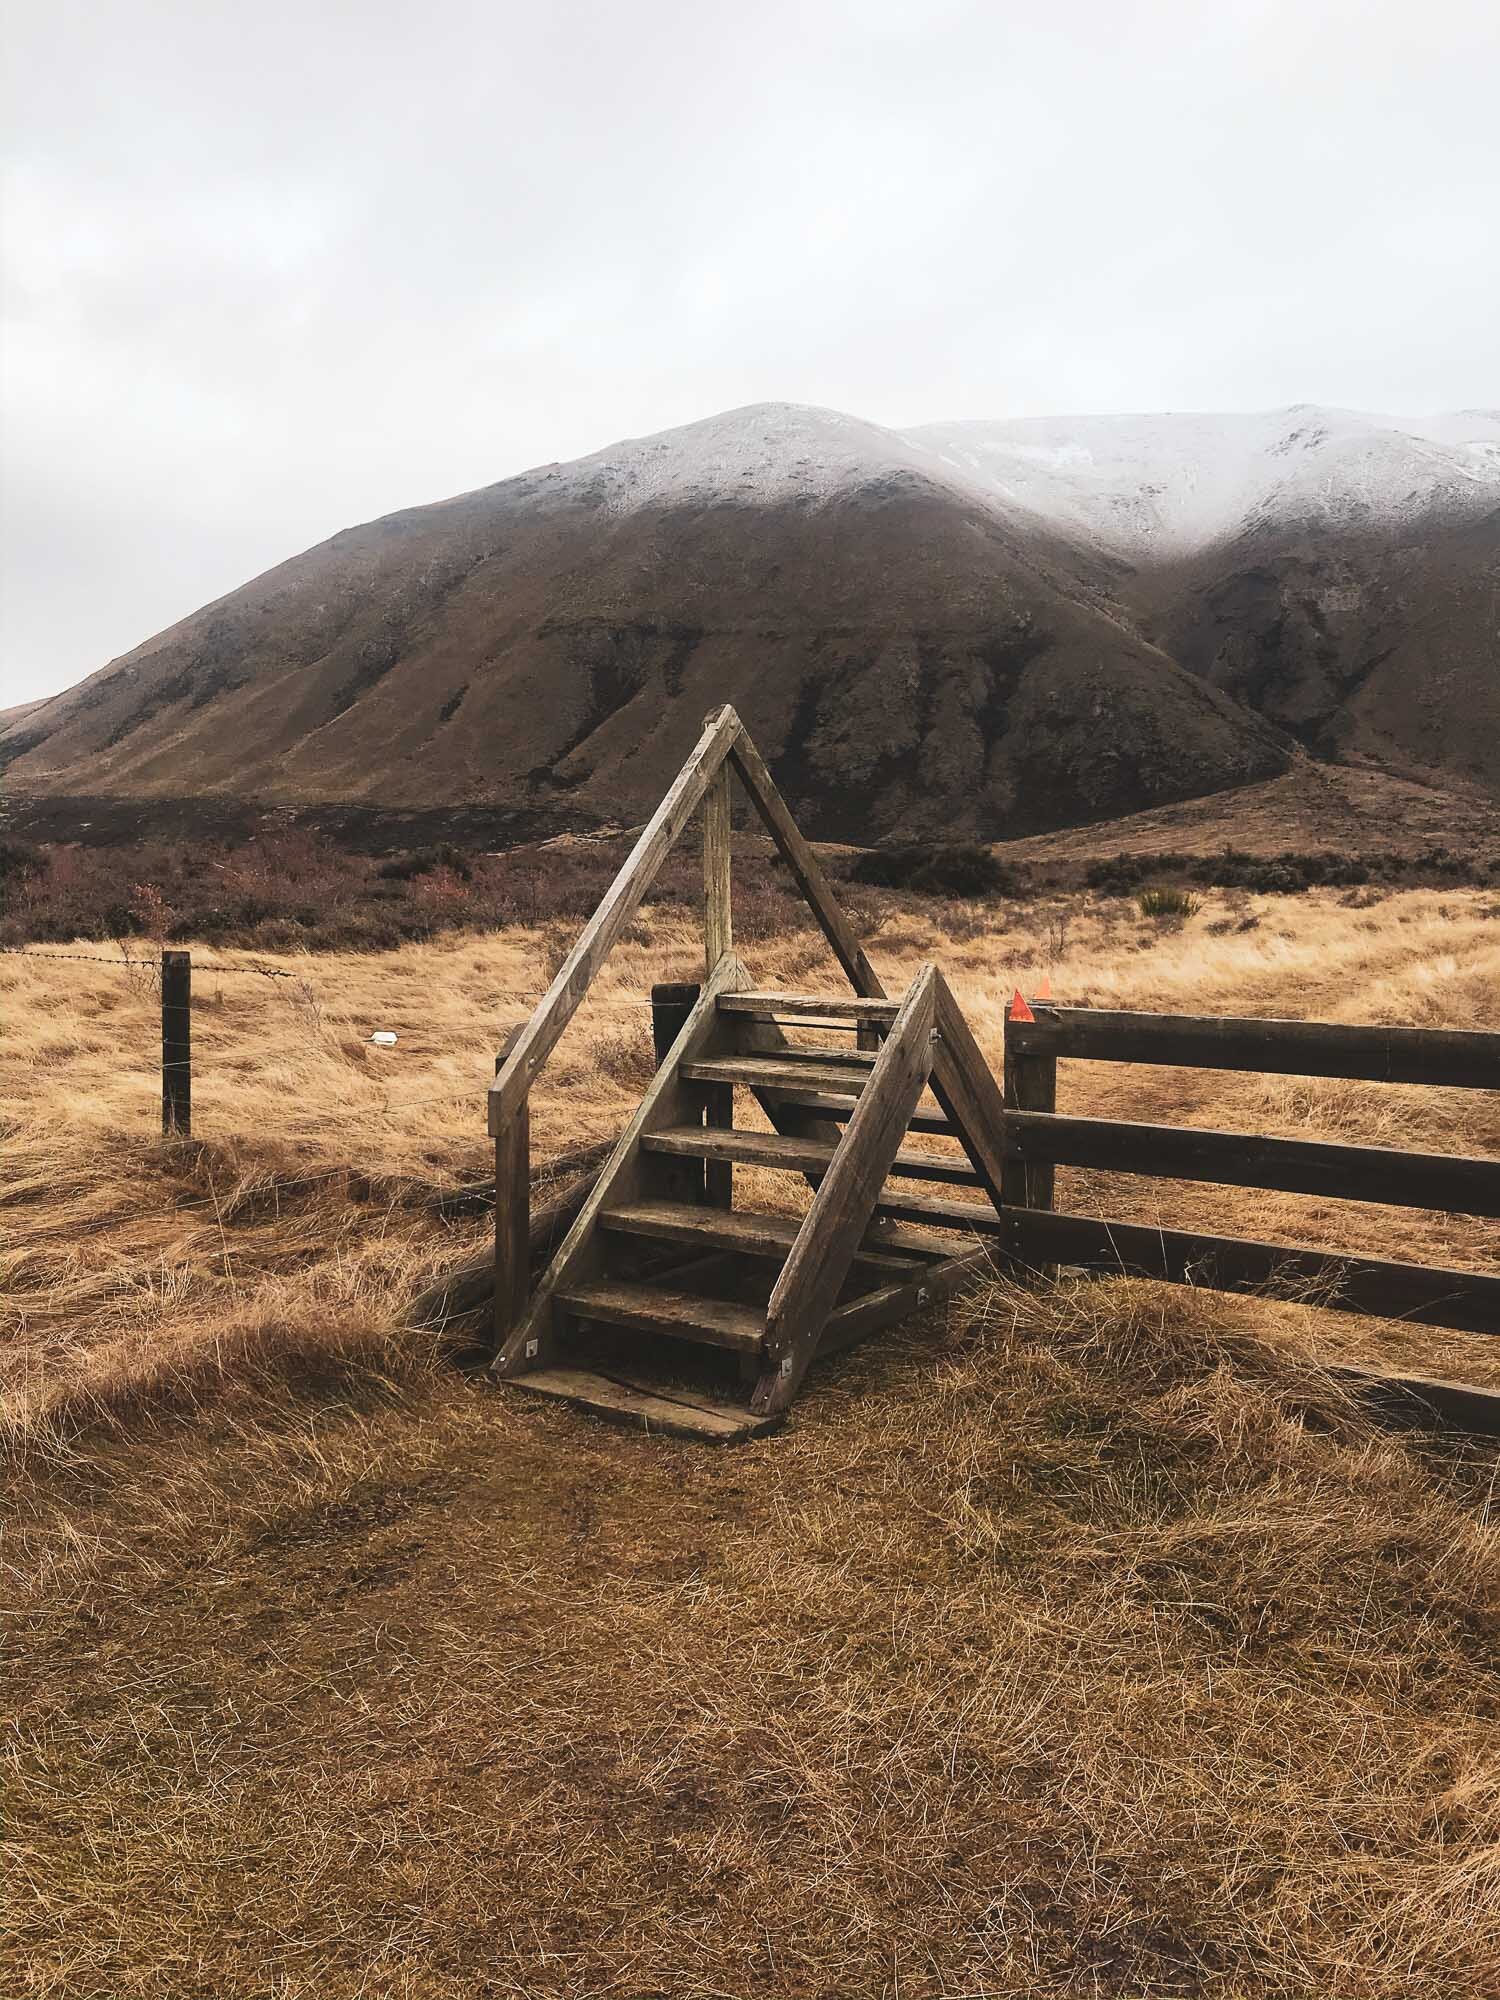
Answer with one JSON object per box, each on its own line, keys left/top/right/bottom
{"left": 703, "top": 756, "right": 733, "bottom": 976}
{"left": 161, "top": 949, "right": 191, "bottom": 1138}
{"left": 652, "top": 983, "right": 708, "bottom": 1203}
{"left": 651, "top": 982, "right": 701, "bottom": 1064}
{"left": 493, "top": 1026, "right": 530, "bottom": 1356}
{"left": 1001, "top": 1008, "right": 1056, "bottom": 1212}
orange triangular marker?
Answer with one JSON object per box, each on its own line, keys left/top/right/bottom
{"left": 1008, "top": 988, "right": 1036, "bottom": 1023}
{"left": 1035, "top": 973, "right": 1053, "bottom": 1001}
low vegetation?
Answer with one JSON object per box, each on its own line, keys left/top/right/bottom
{"left": 1137, "top": 883, "right": 1202, "bottom": 921}
{"left": 847, "top": 841, "right": 1019, "bottom": 896}
{"left": 6, "top": 881, "right": 1499, "bottom": 1994}
{"left": 8, "top": 821, "right": 1498, "bottom": 956}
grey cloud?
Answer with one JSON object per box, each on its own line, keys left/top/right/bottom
{"left": 3, "top": 0, "right": 1497, "bottom": 705}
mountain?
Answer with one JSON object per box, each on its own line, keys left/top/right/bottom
{"left": 4, "top": 403, "right": 1496, "bottom": 840}
{"left": 910, "top": 407, "right": 1500, "bottom": 792}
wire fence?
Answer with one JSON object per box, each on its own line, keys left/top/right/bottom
{"left": 4, "top": 941, "right": 676, "bottom": 1152}
{"left": 4, "top": 945, "right": 297, "bottom": 978}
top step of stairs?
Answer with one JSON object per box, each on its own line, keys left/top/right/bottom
{"left": 717, "top": 992, "right": 900, "bottom": 1023}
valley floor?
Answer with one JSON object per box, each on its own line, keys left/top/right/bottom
{"left": 5, "top": 886, "right": 1499, "bottom": 1996}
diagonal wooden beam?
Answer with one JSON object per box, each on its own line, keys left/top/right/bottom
{"left": 727, "top": 728, "right": 886, "bottom": 1000}
{"left": 493, "top": 951, "right": 751, "bottom": 1377}
{"left": 489, "top": 705, "right": 742, "bottom": 1132}
{"left": 927, "top": 970, "right": 1008, "bottom": 1216}
{"left": 752, "top": 966, "right": 937, "bottom": 1415}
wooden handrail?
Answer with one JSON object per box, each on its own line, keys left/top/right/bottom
{"left": 728, "top": 729, "right": 886, "bottom": 1000}
{"left": 754, "top": 966, "right": 936, "bottom": 1414}
{"left": 489, "top": 706, "right": 742, "bottom": 1134}
{"left": 494, "top": 953, "right": 751, "bottom": 1377}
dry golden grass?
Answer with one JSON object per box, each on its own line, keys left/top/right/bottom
{"left": 5, "top": 882, "right": 1500, "bottom": 1995}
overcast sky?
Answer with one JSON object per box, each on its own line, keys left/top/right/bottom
{"left": 3, "top": 0, "right": 1497, "bottom": 707}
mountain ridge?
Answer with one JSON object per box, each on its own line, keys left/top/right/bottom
{"left": 5, "top": 401, "right": 1496, "bottom": 840}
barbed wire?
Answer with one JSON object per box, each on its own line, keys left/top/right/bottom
{"left": 2, "top": 947, "right": 674, "bottom": 1008}
{"left": 2, "top": 946, "right": 296, "bottom": 979}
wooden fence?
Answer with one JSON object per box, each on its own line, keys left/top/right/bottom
{"left": 995, "top": 1003, "right": 1500, "bottom": 1427}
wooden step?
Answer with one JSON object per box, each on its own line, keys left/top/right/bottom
{"left": 600, "top": 1198, "right": 958, "bottom": 1267}
{"left": 683, "top": 1055, "right": 884, "bottom": 1095}
{"left": 732, "top": 1083, "right": 955, "bottom": 1137}
{"left": 873, "top": 1187, "right": 1005, "bottom": 1235}
{"left": 508, "top": 1367, "right": 779, "bottom": 1442}
{"left": 642, "top": 1126, "right": 982, "bottom": 1186}
{"left": 763, "top": 1045, "right": 878, "bottom": 1069}
{"left": 557, "top": 1278, "right": 765, "bottom": 1352}
{"left": 718, "top": 992, "right": 900, "bottom": 1023}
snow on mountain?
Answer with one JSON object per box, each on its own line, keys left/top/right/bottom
{"left": 543, "top": 402, "right": 958, "bottom": 515}
{"left": 547, "top": 400, "right": 1500, "bottom": 563}
{"left": 906, "top": 406, "right": 1500, "bottom": 558}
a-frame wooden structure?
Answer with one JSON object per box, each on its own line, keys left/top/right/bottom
{"left": 488, "top": 706, "right": 1008, "bottom": 1439}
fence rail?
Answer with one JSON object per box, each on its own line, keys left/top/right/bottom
{"left": 1007, "top": 1005, "right": 1500, "bottom": 1090}
{"left": 1003, "top": 1003, "right": 1500, "bottom": 1369}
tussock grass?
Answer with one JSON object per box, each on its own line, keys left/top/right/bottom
{"left": 5, "top": 885, "right": 1499, "bottom": 1445}
{"left": 6, "top": 1275, "right": 1499, "bottom": 1995}
{"left": 5, "top": 883, "right": 1500, "bottom": 1993}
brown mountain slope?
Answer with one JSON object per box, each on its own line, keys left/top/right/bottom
{"left": 1136, "top": 505, "right": 1500, "bottom": 791}
{"left": 12, "top": 402, "right": 1496, "bottom": 840}
{"left": 0, "top": 407, "right": 1290, "bottom": 841}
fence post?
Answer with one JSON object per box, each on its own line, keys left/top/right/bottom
{"left": 703, "top": 756, "right": 733, "bottom": 976}
{"left": 493, "top": 1026, "right": 530, "bottom": 1354}
{"left": 1002, "top": 1004, "right": 1056, "bottom": 1212}
{"left": 161, "top": 949, "right": 191, "bottom": 1138}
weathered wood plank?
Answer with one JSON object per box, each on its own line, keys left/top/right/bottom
{"left": 643, "top": 1124, "right": 981, "bottom": 1185}
{"left": 508, "top": 1366, "right": 779, "bottom": 1441}
{"left": 718, "top": 992, "right": 900, "bottom": 1022}
{"left": 703, "top": 757, "right": 733, "bottom": 974}
{"left": 728, "top": 1045, "right": 878, "bottom": 1071}
{"left": 998, "top": 1208, "right": 1500, "bottom": 1334}
{"left": 492, "top": 1097, "right": 530, "bottom": 1354}
{"left": 816, "top": 1247, "right": 995, "bottom": 1360}
{"left": 1005, "top": 1110, "right": 1500, "bottom": 1216}
{"left": 489, "top": 706, "right": 741, "bottom": 1132}
{"left": 1009, "top": 1006, "right": 1500, "bottom": 1090}
{"left": 490, "top": 1023, "right": 531, "bottom": 1355}
{"left": 727, "top": 731, "right": 887, "bottom": 999}
{"left": 723, "top": 1081, "right": 955, "bottom": 1136}
{"left": 754, "top": 968, "right": 938, "bottom": 1414}
{"left": 600, "top": 1199, "right": 948, "bottom": 1268}
{"left": 1003, "top": 1012, "right": 1057, "bottom": 1213}
{"left": 873, "top": 1188, "right": 1007, "bottom": 1235}
{"left": 494, "top": 953, "right": 749, "bottom": 1377}
{"left": 683, "top": 1055, "right": 887, "bottom": 1095}
{"left": 1328, "top": 1366, "right": 1500, "bottom": 1437}
{"left": 556, "top": 1278, "right": 764, "bottom": 1352}
{"left": 928, "top": 970, "right": 1008, "bottom": 1214}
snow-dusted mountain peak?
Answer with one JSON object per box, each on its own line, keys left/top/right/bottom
{"left": 526, "top": 400, "right": 1499, "bottom": 562}
{"left": 564, "top": 401, "right": 948, "bottom": 515}
{"left": 904, "top": 406, "right": 1500, "bottom": 558}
